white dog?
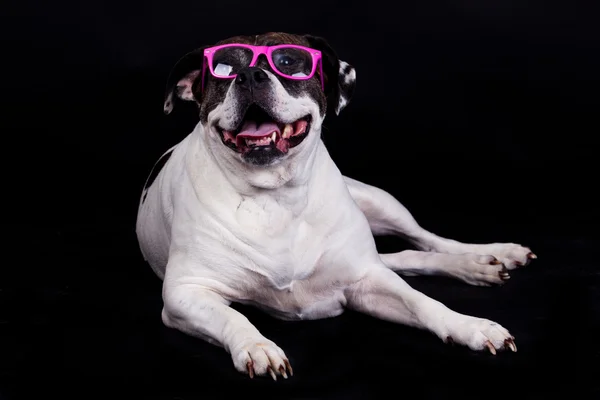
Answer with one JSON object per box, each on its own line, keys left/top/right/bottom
{"left": 136, "top": 32, "right": 536, "bottom": 380}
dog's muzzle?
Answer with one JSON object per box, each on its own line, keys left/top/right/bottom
{"left": 215, "top": 103, "right": 312, "bottom": 162}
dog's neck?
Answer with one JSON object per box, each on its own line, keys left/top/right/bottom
{"left": 188, "top": 123, "right": 326, "bottom": 210}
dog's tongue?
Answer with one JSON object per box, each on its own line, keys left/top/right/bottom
{"left": 237, "top": 121, "right": 280, "bottom": 138}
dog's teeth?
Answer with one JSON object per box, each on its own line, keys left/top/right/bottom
{"left": 282, "top": 124, "right": 293, "bottom": 139}
{"left": 272, "top": 132, "right": 277, "bottom": 142}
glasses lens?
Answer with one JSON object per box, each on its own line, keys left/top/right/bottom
{"left": 212, "top": 46, "right": 253, "bottom": 77}
{"left": 271, "top": 47, "right": 313, "bottom": 78}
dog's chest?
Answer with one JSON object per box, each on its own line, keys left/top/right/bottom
{"left": 228, "top": 195, "right": 353, "bottom": 320}
{"left": 235, "top": 195, "right": 297, "bottom": 237}
{"left": 233, "top": 195, "right": 323, "bottom": 288}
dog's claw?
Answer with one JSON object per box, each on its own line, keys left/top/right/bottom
{"left": 490, "top": 258, "right": 502, "bottom": 265}
{"left": 279, "top": 365, "right": 288, "bottom": 379}
{"left": 485, "top": 340, "right": 496, "bottom": 355}
{"left": 284, "top": 359, "right": 293, "bottom": 377}
{"left": 267, "top": 366, "right": 277, "bottom": 381}
{"left": 246, "top": 361, "right": 255, "bottom": 379}
{"left": 527, "top": 252, "right": 537, "bottom": 259}
{"left": 499, "top": 265, "right": 510, "bottom": 280}
{"left": 504, "top": 338, "right": 517, "bottom": 352}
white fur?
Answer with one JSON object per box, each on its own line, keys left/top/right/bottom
{"left": 136, "top": 61, "right": 532, "bottom": 379}
{"left": 339, "top": 61, "right": 356, "bottom": 85}
{"left": 335, "top": 61, "right": 354, "bottom": 115}
{"left": 335, "top": 95, "right": 348, "bottom": 115}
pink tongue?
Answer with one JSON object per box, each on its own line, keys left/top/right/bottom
{"left": 237, "top": 121, "right": 280, "bottom": 138}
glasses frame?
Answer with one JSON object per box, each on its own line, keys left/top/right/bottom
{"left": 201, "top": 43, "right": 324, "bottom": 92}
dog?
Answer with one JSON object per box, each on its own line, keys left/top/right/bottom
{"left": 136, "top": 32, "right": 536, "bottom": 380}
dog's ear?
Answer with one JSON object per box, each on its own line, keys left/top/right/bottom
{"left": 303, "top": 35, "right": 356, "bottom": 116}
{"left": 163, "top": 46, "right": 209, "bottom": 115}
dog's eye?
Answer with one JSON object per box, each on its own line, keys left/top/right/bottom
{"left": 213, "top": 46, "right": 253, "bottom": 75}
{"left": 271, "top": 48, "right": 312, "bottom": 78}
{"left": 276, "top": 55, "right": 296, "bottom": 67}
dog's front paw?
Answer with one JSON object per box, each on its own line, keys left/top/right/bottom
{"left": 230, "top": 337, "right": 293, "bottom": 380}
{"left": 444, "top": 316, "right": 517, "bottom": 355}
{"left": 446, "top": 254, "right": 511, "bottom": 286}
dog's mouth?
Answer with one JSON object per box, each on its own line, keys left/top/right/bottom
{"left": 216, "top": 105, "right": 312, "bottom": 156}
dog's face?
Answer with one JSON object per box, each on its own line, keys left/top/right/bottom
{"left": 163, "top": 33, "right": 356, "bottom": 168}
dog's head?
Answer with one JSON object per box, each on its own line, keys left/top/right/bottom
{"left": 163, "top": 32, "right": 356, "bottom": 168}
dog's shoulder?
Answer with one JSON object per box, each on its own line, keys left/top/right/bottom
{"left": 143, "top": 145, "right": 176, "bottom": 189}
{"left": 140, "top": 135, "right": 193, "bottom": 204}
{"left": 142, "top": 145, "right": 177, "bottom": 203}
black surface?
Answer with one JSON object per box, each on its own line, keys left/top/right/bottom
{"left": 1, "top": 0, "right": 599, "bottom": 398}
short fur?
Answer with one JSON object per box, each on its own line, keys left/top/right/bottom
{"left": 137, "top": 32, "right": 535, "bottom": 379}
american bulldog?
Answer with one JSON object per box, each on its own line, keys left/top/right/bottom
{"left": 136, "top": 32, "right": 536, "bottom": 380}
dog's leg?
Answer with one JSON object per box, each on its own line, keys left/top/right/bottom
{"left": 162, "top": 282, "right": 293, "bottom": 380}
{"left": 378, "top": 250, "right": 510, "bottom": 286}
{"left": 345, "top": 265, "right": 517, "bottom": 353}
{"left": 344, "top": 177, "right": 536, "bottom": 271}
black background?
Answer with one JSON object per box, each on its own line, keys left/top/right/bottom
{"left": 1, "top": 0, "right": 599, "bottom": 398}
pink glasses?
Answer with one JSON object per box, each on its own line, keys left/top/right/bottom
{"left": 200, "top": 44, "right": 324, "bottom": 92}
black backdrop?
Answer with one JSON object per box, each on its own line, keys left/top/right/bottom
{"left": 1, "top": 0, "right": 599, "bottom": 399}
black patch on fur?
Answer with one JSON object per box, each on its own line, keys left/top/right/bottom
{"left": 198, "top": 74, "right": 232, "bottom": 123}
{"left": 342, "top": 63, "right": 353, "bottom": 75}
{"left": 303, "top": 35, "right": 356, "bottom": 115}
{"left": 196, "top": 33, "right": 327, "bottom": 125}
{"left": 242, "top": 145, "right": 286, "bottom": 166}
{"left": 163, "top": 32, "right": 356, "bottom": 122}
{"left": 338, "top": 74, "right": 356, "bottom": 103}
{"left": 163, "top": 46, "right": 208, "bottom": 113}
{"left": 141, "top": 148, "right": 174, "bottom": 203}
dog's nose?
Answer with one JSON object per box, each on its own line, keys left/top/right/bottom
{"left": 235, "top": 67, "right": 269, "bottom": 90}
